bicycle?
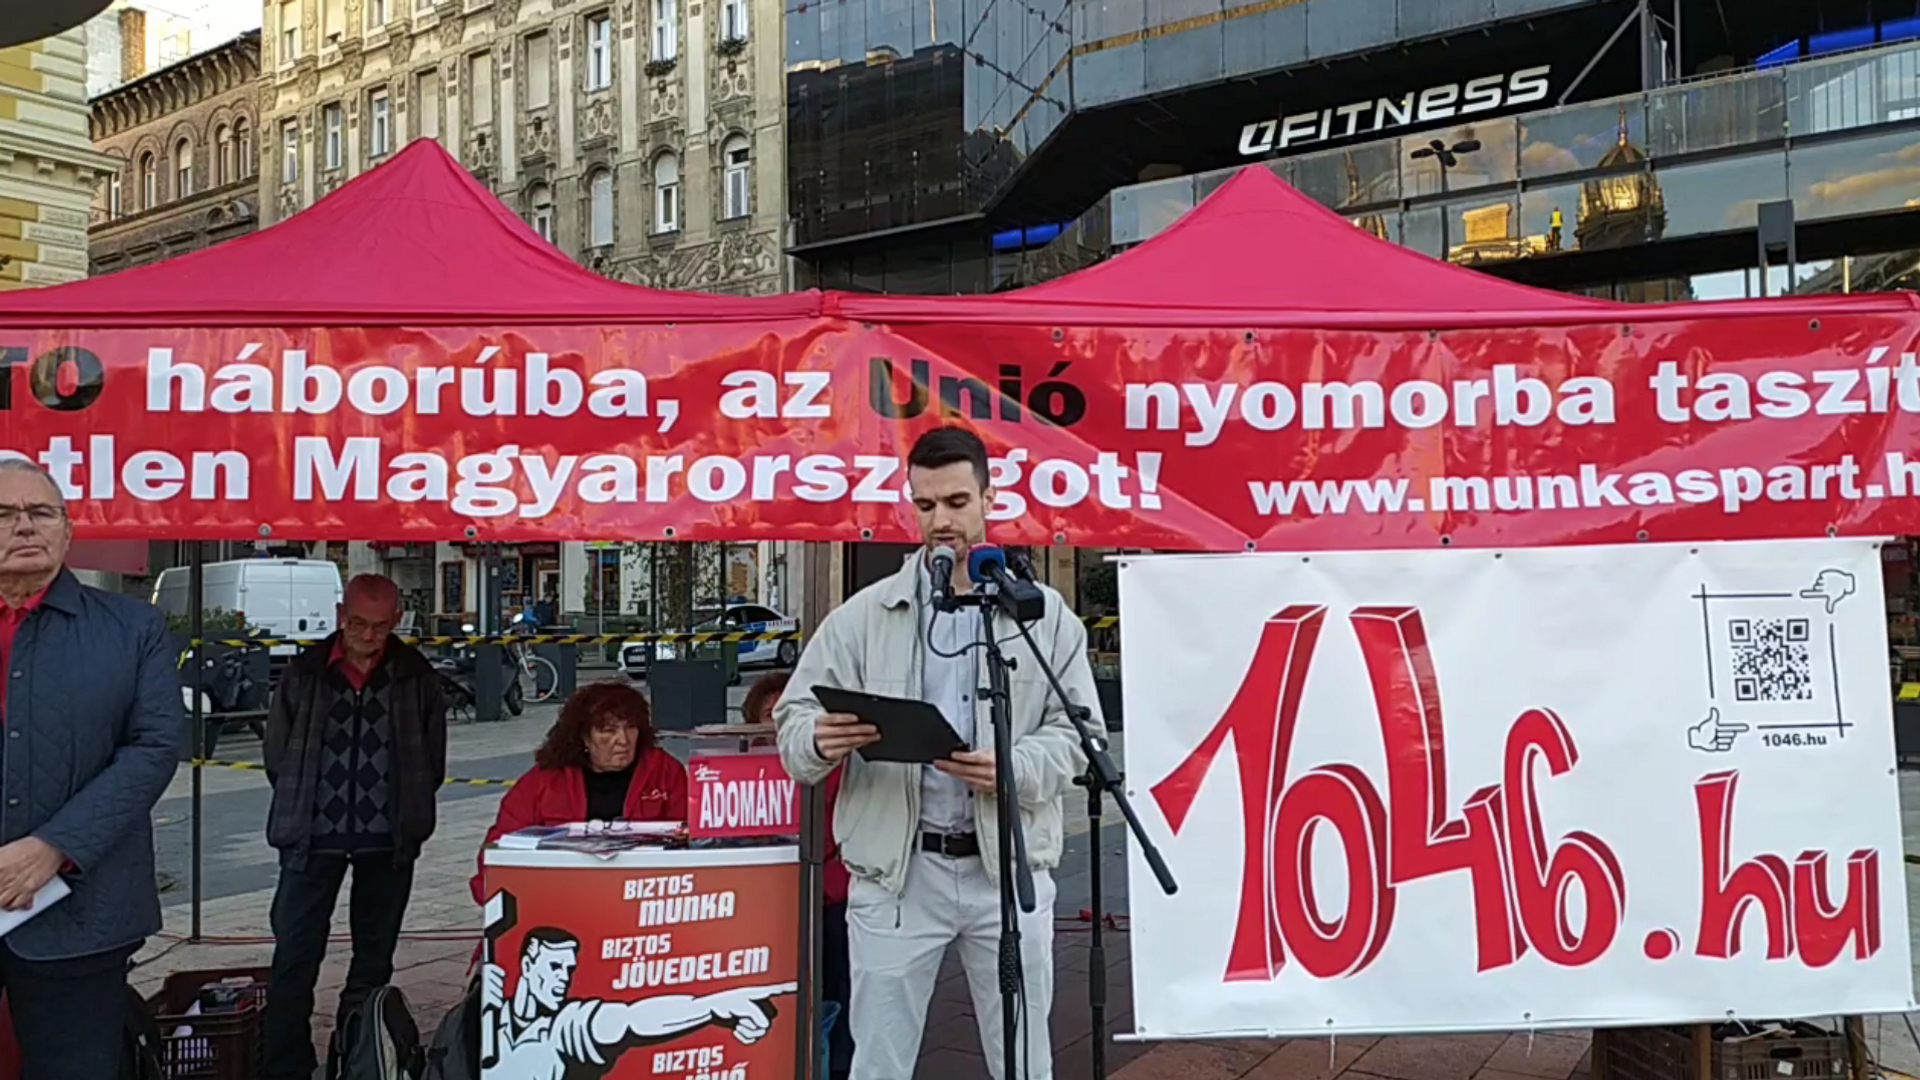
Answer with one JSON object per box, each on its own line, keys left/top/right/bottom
{"left": 506, "top": 623, "right": 559, "bottom": 705}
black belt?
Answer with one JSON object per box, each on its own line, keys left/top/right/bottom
{"left": 921, "top": 831, "right": 980, "bottom": 858}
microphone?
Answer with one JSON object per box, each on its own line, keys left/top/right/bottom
{"left": 967, "top": 545, "right": 1045, "bottom": 622}
{"left": 929, "top": 545, "right": 960, "bottom": 611}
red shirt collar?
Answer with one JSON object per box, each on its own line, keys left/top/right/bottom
{"left": 329, "top": 638, "right": 385, "bottom": 672}
{"left": 0, "top": 585, "right": 50, "bottom": 618}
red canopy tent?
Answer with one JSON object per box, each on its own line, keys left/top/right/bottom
{"left": 0, "top": 139, "right": 820, "bottom": 328}
{"left": 1, "top": 151, "right": 1917, "bottom": 551}
{"left": 836, "top": 164, "right": 1919, "bottom": 327}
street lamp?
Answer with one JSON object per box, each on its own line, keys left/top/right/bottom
{"left": 1410, "top": 137, "right": 1482, "bottom": 261}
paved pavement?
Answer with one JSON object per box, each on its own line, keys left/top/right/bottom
{"left": 130, "top": 673, "right": 1920, "bottom": 1080}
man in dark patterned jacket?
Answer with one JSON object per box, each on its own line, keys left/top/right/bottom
{"left": 261, "top": 572, "right": 447, "bottom": 1080}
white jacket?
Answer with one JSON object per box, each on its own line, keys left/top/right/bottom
{"left": 774, "top": 553, "right": 1096, "bottom": 897}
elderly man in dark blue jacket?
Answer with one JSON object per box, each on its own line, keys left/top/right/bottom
{"left": 0, "top": 457, "right": 182, "bottom": 1079}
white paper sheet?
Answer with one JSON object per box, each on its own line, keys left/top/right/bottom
{"left": 0, "top": 877, "right": 70, "bottom": 937}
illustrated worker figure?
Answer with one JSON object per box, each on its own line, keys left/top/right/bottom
{"left": 261, "top": 573, "right": 449, "bottom": 1080}
{"left": 774, "top": 425, "right": 1098, "bottom": 1080}
{"left": 484, "top": 926, "right": 798, "bottom": 1080}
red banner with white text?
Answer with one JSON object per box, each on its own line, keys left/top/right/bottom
{"left": 2, "top": 314, "right": 1919, "bottom": 547}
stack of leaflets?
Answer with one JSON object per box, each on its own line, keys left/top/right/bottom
{"left": 493, "top": 821, "right": 686, "bottom": 857}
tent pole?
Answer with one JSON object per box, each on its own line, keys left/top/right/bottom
{"left": 189, "top": 540, "right": 205, "bottom": 943}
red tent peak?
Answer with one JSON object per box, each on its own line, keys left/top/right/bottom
{"left": 0, "top": 137, "right": 817, "bottom": 327}
{"left": 1013, "top": 163, "right": 1616, "bottom": 317}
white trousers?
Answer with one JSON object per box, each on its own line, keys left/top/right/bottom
{"left": 846, "top": 847, "right": 1057, "bottom": 1080}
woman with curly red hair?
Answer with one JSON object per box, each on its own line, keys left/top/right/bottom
{"left": 469, "top": 681, "right": 688, "bottom": 903}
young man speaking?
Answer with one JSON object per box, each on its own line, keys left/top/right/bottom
{"left": 775, "top": 425, "right": 1099, "bottom": 1080}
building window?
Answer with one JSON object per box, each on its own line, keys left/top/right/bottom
{"left": 139, "top": 152, "right": 156, "bottom": 208}
{"left": 653, "top": 0, "right": 677, "bottom": 61}
{"left": 174, "top": 138, "right": 192, "bottom": 197}
{"left": 470, "top": 53, "right": 494, "bottom": 126}
{"left": 652, "top": 152, "right": 679, "bottom": 232}
{"left": 722, "top": 0, "right": 747, "bottom": 41}
{"left": 415, "top": 0, "right": 431, "bottom": 10}
{"left": 529, "top": 183, "right": 553, "bottom": 241}
{"left": 370, "top": 90, "right": 391, "bottom": 157}
{"left": 215, "top": 124, "right": 232, "bottom": 185}
{"left": 279, "top": 0, "right": 297, "bottom": 62}
{"left": 107, "top": 170, "right": 122, "bottom": 218}
{"left": 322, "top": 103, "right": 343, "bottom": 169}
{"left": 235, "top": 117, "right": 252, "bottom": 176}
{"left": 588, "top": 169, "right": 614, "bottom": 247}
{"left": 585, "top": 15, "right": 611, "bottom": 91}
{"left": 323, "top": 0, "right": 346, "bottom": 43}
{"left": 281, "top": 121, "right": 299, "bottom": 184}
{"left": 526, "top": 32, "right": 551, "bottom": 109}
{"left": 367, "top": 0, "right": 387, "bottom": 27}
{"left": 721, "top": 135, "right": 750, "bottom": 219}
{"left": 416, "top": 69, "right": 440, "bottom": 139}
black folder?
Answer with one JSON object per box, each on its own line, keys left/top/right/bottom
{"left": 813, "top": 685, "right": 968, "bottom": 764}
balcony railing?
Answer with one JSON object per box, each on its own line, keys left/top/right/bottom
{"left": 1099, "top": 38, "right": 1920, "bottom": 252}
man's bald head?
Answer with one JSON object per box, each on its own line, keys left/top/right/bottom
{"left": 338, "top": 574, "right": 402, "bottom": 668}
{"left": 345, "top": 573, "right": 401, "bottom": 609}
{"left": 0, "top": 458, "right": 64, "bottom": 509}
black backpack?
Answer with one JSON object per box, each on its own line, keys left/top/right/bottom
{"left": 421, "top": 976, "right": 480, "bottom": 1080}
{"left": 121, "top": 987, "right": 166, "bottom": 1080}
{"left": 327, "top": 985, "right": 424, "bottom": 1080}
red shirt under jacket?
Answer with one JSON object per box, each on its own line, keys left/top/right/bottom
{"left": 0, "top": 586, "right": 47, "bottom": 718}
{"left": 327, "top": 639, "right": 383, "bottom": 691}
{"left": 471, "top": 748, "right": 688, "bottom": 903}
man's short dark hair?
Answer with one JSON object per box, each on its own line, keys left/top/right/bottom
{"left": 907, "top": 426, "right": 990, "bottom": 490}
{"left": 522, "top": 926, "right": 581, "bottom": 960}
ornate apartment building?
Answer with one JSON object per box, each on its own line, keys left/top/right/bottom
{"left": 0, "top": 27, "right": 116, "bottom": 290}
{"left": 89, "top": 30, "right": 263, "bottom": 273}
{"left": 258, "top": 0, "right": 786, "bottom": 295}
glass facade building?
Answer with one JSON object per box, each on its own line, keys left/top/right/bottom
{"left": 785, "top": 0, "right": 1610, "bottom": 258}
{"left": 1085, "top": 41, "right": 1920, "bottom": 298}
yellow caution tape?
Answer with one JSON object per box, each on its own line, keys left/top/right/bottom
{"left": 180, "top": 617, "right": 1121, "bottom": 653}
{"left": 189, "top": 757, "right": 515, "bottom": 787}
{"left": 184, "top": 630, "right": 805, "bottom": 649}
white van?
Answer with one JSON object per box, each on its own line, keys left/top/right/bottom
{"left": 151, "top": 559, "right": 345, "bottom": 657}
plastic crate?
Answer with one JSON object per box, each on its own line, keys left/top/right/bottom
{"left": 1593, "top": 1025, "right": 1701, "bottom": 1080}
{"left": 1711, "top": 1028, "right": 1848, "bottom": 1080}
{"left": 148, "top": 967, "right": 269, "bottom": 1080}
{"left": 1594, "top": 1024, "right": 1852, "bottom": 1080}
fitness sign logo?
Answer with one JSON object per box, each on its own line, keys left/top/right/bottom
{"left": 1147, "top": 603, "right": 1883, "bottom": 986}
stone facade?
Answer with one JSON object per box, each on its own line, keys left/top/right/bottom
{"left": 258, "top": 0, "right": 787, "bottom": 296}
{"left": 0, "top": 29, "right": 117, "bottom": 290}
{"left": 89, "top": 30, "right": 263, "bottom": 275}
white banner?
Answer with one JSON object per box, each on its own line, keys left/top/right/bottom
{"left": 1119, "top": 539, "right": 1912, "bottom": 1038}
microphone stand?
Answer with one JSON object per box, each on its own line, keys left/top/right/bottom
{"left": 999, "top": 599, "right": 1177, "bottom": 1080}
{"left": 941, "top": 586, "right": 1037, "bottom": 1080}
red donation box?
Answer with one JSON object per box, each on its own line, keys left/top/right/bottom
{"left": 689, "top": 750, "right": 798, "bottom": 840}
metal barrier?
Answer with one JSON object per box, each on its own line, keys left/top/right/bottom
{"left": 188, "top": 757, "right": 516, "bottom": 787}
{"left": 179, "top": 617, "right": 1121, "bottom": 652}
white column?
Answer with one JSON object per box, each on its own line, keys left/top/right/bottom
{"left": 561, "top": 541, "right": 588, "bottom": 614}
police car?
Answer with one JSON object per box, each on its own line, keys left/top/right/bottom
{"left": 621, "top": 602, "right": 799, "bottom": 678}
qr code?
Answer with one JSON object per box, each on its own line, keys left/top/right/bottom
{"left": 1729, "top": 618, "right": 1813, "bottom": 702}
